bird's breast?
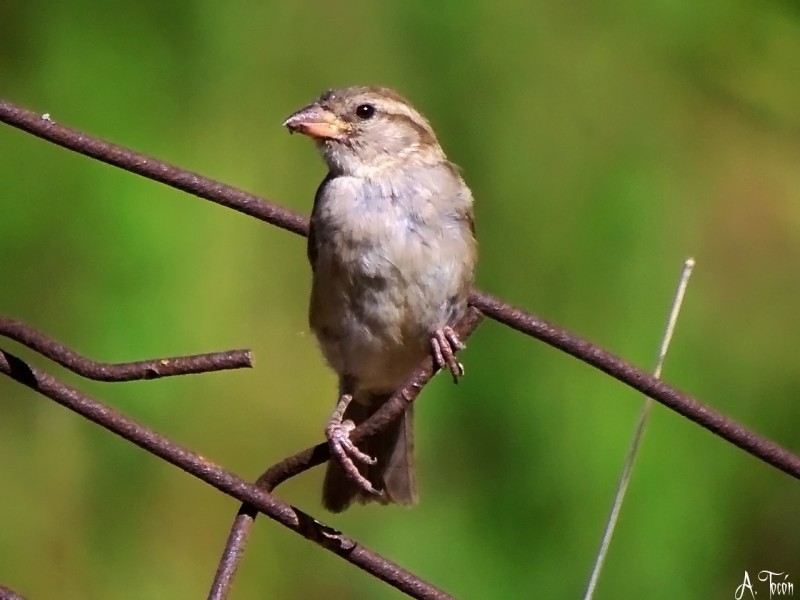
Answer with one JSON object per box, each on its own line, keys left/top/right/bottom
{"left": 309, "top": 173, "right": 472, "bottom": 390}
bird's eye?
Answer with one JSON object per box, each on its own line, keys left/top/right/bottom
{"left": 355, "top": 104, "right": 376, "bottom": 119}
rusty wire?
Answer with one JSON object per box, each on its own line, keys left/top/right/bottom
{"left": 0, "top": 333, "right": 460, "bottom": 599}
{"left": 1, "top": 97, "right": 800, "bottom": 598}
{"left": 0, "top": 317, "right": 252, "bottom": 380}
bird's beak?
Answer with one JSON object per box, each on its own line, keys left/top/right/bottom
{"left": 283, "top": 103, "right": 351, "bottom": 140}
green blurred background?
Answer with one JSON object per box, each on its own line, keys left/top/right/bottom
{"left": 2, "top": 1, "right": 799, "bottom": 598}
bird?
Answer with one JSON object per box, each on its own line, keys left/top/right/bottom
{"left": 283, "top": 86, "right": 477, "bottom": 512}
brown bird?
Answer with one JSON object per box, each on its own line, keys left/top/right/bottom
{"left": 284, "top": 86, "right": 477, "bottom": 512}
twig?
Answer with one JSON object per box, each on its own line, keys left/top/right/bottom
{"left": 583, "top": 258, "right": 696, "bottom": 600}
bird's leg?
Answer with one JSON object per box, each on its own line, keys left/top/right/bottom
{"left": 431, "top": 326, "right": 465, "bottom": 383}
{"left": 325, "top": 392, "right": 380, "bottom": 496}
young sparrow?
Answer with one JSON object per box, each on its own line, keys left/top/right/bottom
{"left": 284, "top": 86, "right": 477, "bottom": 512}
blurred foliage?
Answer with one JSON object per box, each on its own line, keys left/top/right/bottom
{"left": 1, "top": 1, "right": 799, "bottom": 598}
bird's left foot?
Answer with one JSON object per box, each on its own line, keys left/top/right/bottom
{"left": 325, "top": 393, "right": 380, "bottom": 496}
{"left": 431, "top": 326, "right": 465, "bottom": 383}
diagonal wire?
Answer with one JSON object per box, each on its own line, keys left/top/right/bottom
{"left": 467, "top": 291, "right": 800, "bottom": 478}
{"left": 0, "top": 100, "right": 308, "bottom": 235}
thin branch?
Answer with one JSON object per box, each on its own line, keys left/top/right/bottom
{"left": 0, "top": 317, "right": 252, "bottom": 380}
{"left": 583, "top": 257, "right": 696, "bottom": 600}
{"left": 0, "top": 349, "right": 450, "bottom": 600}
{"left": 208, "top": 308, "right": 484, "bottom": 600}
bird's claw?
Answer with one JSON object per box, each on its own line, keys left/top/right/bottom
{"left": 431, "top": 326, "right": 465, "bottom": 383}
{"left": 325, "top": 394, "right": 381, "bottom": 496}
